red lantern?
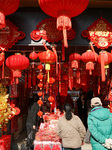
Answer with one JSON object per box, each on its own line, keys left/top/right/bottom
{"left": 38, "top": 0, "right": 89, "bottom": 48}
{"left": 98, "top": 51, "right": 112, "bottom": 82}
{"left": 48, "top": 96, "right": 54, "bottom": 102}
{"left": 39, "top": 42, "right": 56, "bottom": 82}
{"left": 0, "top": 0, "right": 20, "bottom": 29}
{"left": 38, "top": 92, "right": 43, "bottom": 97}
{"left": 29, "top": 51, "right": 38, "bottom": 68}
{"left": 37, "top": 73, "right": 43, "bottom": 80}
{"left": 69, "top": 53, "right": 81, "bottom": 69}
{"left": 38, "top": 99, "right": 43, "bottom": 106}
{"left": 38, "top": 83, "right": 43, "bottom": 88}
{"left": 6, "top": 53, "right": 29, "bottom": 84}
{"left": 82, "top": 50, "right": 98, "bottom": 75}
{"left": 37, "top": 64, "right": 43, "bottom": 70}
{"left": 37, "top": 111, "right": 43, "bottom": 117}
{"left": 49, "top": 77, "right": 55, "bottom": 84}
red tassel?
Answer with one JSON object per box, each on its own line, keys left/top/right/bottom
{"left": 59, "top": 60, "right": 61, "bottom": 93}
{"left": 28, "top": 72, "right": 31, "bottom": 88}
{"left": 33, "top": 72, "right": 36, "bottom": 86}
{"left": 86, "top": 62, "right": 94, "bottom": 75}
{"left": 16, "top": 78, "right": 19, "bottom": 84}
{"left": 101, "top": 54, "right": 105, "bottom": 82}
{"left": 52, "top": 46, "right": 58, "bottom": 75}
{"left": 2, "top": 61, "right": 4, "bottom": 79}
{"left": 25, "top": 73, "right": 27, "bottom": 88}
{"left": 62, "top": 41, "right": 65, "bottom": 61}
{"left": 71, "top": 60, "right": 78, "bottom": 68}
{"left": 0, "top": 11, "right": 6, "bottom": 29}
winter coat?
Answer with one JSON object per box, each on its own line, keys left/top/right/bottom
{"left": 57, "top": 114, "right": 86, "bottom": 149}
{"left": 88, "top": 106, "right": 112, "bottom": 150}
{"left": 26, "top": 102, "right": 39, "bottom": 127}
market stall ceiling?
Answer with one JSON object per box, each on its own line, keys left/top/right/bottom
{"left": 20, "top": 0, "right": 112, "bottom": 8}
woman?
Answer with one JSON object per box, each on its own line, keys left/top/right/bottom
{"left": 57, "top": 103, "right": 86, "bottom": 150}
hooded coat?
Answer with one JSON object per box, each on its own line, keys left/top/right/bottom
{"left": 88, "top": 106, "right": 112, "bottom": 150}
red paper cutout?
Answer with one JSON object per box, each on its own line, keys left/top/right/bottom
{"left": 30, "top": 18, "right": 75, "bottom": 43}
{"left": 0, "top": 19, "right": 25, "bottom": 50}
{"left": 82, "top": 17, "right": 112, "bottom": 49}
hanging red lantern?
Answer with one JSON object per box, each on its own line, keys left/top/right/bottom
{"left": 49, "top": 77, "right": 55, "bottom": 84}
{"left": 37, "top": 64, "right": 43, "bottom": 70}
{"left": 81, "top": 50, "right": 98, "bottom": 75}
{"left": 38, "top": 91, "right": 43, "bottom": 97}
{"left": 48, "top": 96, "right": 54, "bottom": 102}
{"left": 98, "top": 51, "right": 112, "bottom": 82}
{"left": 0, "top": 0, "right": 20, "bottom": 29}
{"left": 38, "top": 0, "right": 89, "bottom": 48}
{"left": 39, "top": 42, "right": 56, "bottom": 82}
{"left": 38, "top": 83, "right": 43, "bottom": 88}
{"left": 37, "top": 111, "right": 43, "bottom": 117}
{"left": 29, "top": 51, "right": 38, "bottom": 68}
{"left": 6, "top": 53, "right": 29, "bottom": 84}
{"left": 69, "top": 53, "right": 81, "bottom": 69}
{"left": 37, "top": 98, "right": 43, "bottom": 106}
{"left": 37, "top": 73, "right": 43, "bottom": 80}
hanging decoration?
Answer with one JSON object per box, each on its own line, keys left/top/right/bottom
{"left": 98, "top": 50, "right": 112, "bottom": 82}
{"left": 31, "top": 18, "right": 76, "bottom": 43}
{"left": 37, "top": 64, "right": 44, "bottom": 117}
{"left": 38, "top": 0, "right": 89, "bottom": 48}
{"left": 0, "top": 19, "right": 25, "bottom": 50}
{"left": 69, "top": 53, "right": 81, "bottom": 69}
{"left": 38, "top": 42, "right": 56, "bottom": 82}
{"left": 29, "top": 48, "right": 38, "bottom": 68}
{"left": 6, "top": 53, "right": 29, "bottom": 84}
{"left": 0, "top": 0, "right": 19, "bottom": 29}
{"left": 30, "top": 18, "right": 75, "bottom": 61}
{"left": 81, "top": 50, "right": 98, "bottom": 75}
{"left": 82, "top": 17, "right": 112, "bottom": 49}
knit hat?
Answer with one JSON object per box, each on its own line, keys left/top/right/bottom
{"left": 91, "top": 97, "right": 102, "bottom": 107}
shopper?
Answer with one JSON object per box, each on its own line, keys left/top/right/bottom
{"left": 57, "top": 103, "right": 86, "bottom": 150}
{"left": 88, "top": 97, "right": 112, "bottom": 150}
{"left": 26, "top": 94, "right": 40, "bottom": 150}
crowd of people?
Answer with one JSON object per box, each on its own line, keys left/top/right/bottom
{"left": 26, "top": 90, "right": 112, "bottom": 150}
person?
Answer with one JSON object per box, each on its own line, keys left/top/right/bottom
{"left": 26, "top": 94, "right": 40, "bottom": 150}
{"left": 88, "top": 97, "right": 112, "bottom": 150}
{"left": 86, "top": 90, "right": 94, "bottom": 113}
{"left": 57, "top": 103, "right": 86, "bottom": 150}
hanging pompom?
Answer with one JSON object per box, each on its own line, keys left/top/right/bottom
{"left": 37, "top": 99, "right": 43, "bottom": 106}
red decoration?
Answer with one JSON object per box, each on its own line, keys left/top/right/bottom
{"left": 98, "top": 51, "right": 112, "bottom": 82}
{"left": 0, "top": 0, "right": 19, "bottom": 29}
{"left": 31, "top": 18, "right": 75, "bottom": 43}
{"left": 38, "top": 92, "right": 43, "bottom": 97}
{"left": 0, "top": 135, "right": 11, "bottom": 150}
{"left": 52, "top": 145, "right": 61, "bottom": 150}
{"left": 37, "top": 73, "right": 43, "bottom": 80}
{"left": 39, "top": 42, "right": 56, "bottom": 82}
{"left": 49, "top": 77, "right": 55, "bottom": 84}
{"left": 29, "top": 51, "right": 38, "bottom": 68}
{"left": 69, "top": 53, "right": 81, "bottom": 69}
{"left": 0, "top": 20, "right": 25, "bottom": 50}
{"left": 37, "top": 99, "right": 43, "bottom": 106}
{"left": 13, "top": 107, "right": 20, "bottom": 115}
{"left": 6, "top": 53, "right": 29, "bottom": 84}
{"left": 37, "top": 111, "right": 43, "bottom": 117}
{"left": 81, "top": 50, "right": 98, "bottom": 75}
{"left": 82, "top": 17, "right": 112, "bottom": 49}
{"left": 48, "top": 96, "right": 54, "bottom": 102}
{"left": 35, "top": 145, "right": 42, "bottom": 150}
{"left": 38, "top": 83, "right": 43, "bottom": 88}
{"left": 0, "top": 52, "right": 5, "bottom": 66}
{"left": 37, "top": 64, "right": 43, "bottom": 70}
{"left": 38, "top": 0, "right": 88, "bottom": 47}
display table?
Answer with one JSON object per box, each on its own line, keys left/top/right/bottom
{"left": 34, "top": 141, "right": 62, "bottom": 150}
{"left": 34, "top": 112, "right": 63, "bottom": 150}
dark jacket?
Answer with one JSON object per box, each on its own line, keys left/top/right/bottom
{"left": 88, "top": 106, "right": 112, "bottom": 150}
{"left": 26, "top": 102, "right": 39, "bottom": 126}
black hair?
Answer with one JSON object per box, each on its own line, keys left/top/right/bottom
{"left": 63, "top": 103, "right": 72, "bottom": 120}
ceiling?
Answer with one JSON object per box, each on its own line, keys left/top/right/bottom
{"left": 20, "top": 0, "right": 112, "bottom": 8}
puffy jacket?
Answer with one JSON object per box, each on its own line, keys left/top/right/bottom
{"left": 57, "top": 114, "right": 86, "bottom": 149}
{"left": 88, "top": 106, "right": 112, "bottom": 150}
